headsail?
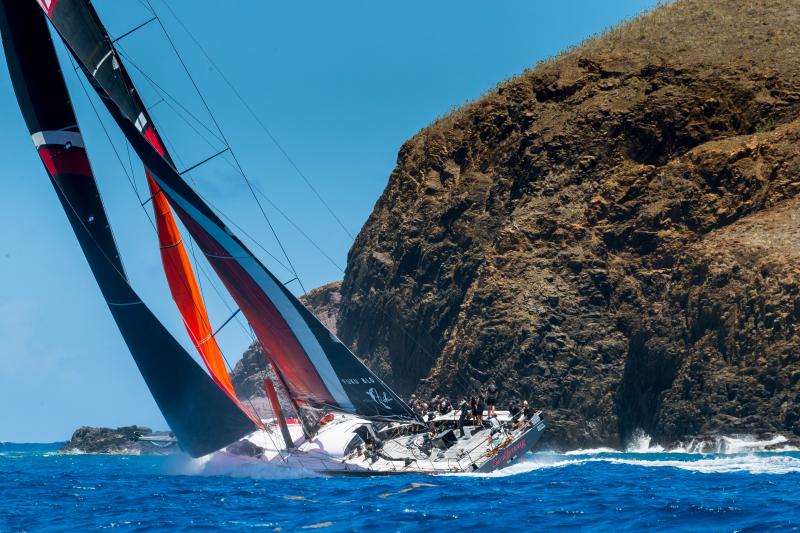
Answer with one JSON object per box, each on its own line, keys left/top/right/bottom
{"left": 29, "top": 0, "right": 247, "bottom": 410}
{"left": 41, "top": 0, "right": 418, "bottom": 422}
{"left": 0, "top": 0, "right": 257, "bottom": 457}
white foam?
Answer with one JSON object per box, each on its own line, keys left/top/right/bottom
{"left": 165, "top": 452, "right": 322, "bottom": 479}
{"left": 563, "top": 447, "right": 616, "bottom": 456}
{"left": 159, "top": 431, "right": 800, "bottom": 479}
{"left": 454, "top": 453, "right": 800, "bottom": 477}
{"left": 625, "top": 429, "right": 664, "bottom": 453}
{"left": 602, "top": 455, "right": 800, "bottom": 475}
{"left": 624, "top": 430, "right": 799, "bottom": 454}
{"left": 454, "top": 432, "right": 800, "bottom": 478}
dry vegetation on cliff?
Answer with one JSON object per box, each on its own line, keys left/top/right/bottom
{"left": 337, "top": 0, "right": 800, "bottom": 448}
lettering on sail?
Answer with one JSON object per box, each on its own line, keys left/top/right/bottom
{"left": 341, "top": 377, "right": 376, "bottom": 385}
{"left": 366, "top": 387, "right": 393, "bottom": 409}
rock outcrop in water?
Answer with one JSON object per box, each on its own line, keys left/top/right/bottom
{"left": 335, "top": 0, "right": 800, "bottom": 449}
{"left": 60, "top": 426, "right": 176, "bottom": 455}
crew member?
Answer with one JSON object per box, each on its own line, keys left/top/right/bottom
{"left": 438, "top": 396, "right": 452, "bottom": 415}
{"left": 408, "top": 393, "right": 419, "bottom": 412}
{"left": 521, "top": 400, "right": 534, "bottom": 427}
{"left": 457, "top": 399, "right": 469, "bottom": 437}
{"left": 474, "top": 391, "right": 485, "bottom": 427}
{"left": 523, "top": 400, "right": 534, "bottom": 420}
{"left": 486, "top": 380, "right": 498, "bottom": 418}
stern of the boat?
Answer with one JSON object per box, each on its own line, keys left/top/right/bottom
{"left": 474, "top": 413, "right": 546, "bottom": 473}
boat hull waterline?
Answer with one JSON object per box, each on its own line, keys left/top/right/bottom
{"left": 201, "top": 412, "right": 547, "bottom": 475}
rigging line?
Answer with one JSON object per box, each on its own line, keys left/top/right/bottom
{"left": 132, "top": 7, "right": 459, "bottom": 394}
{"left": 251, "top": 185, "right": 345, "bottom": 273}
{"left": 124, "top": 138, "right": 136, "bottom": 192}
{"left": 145, "top": 1, "right": 307, "bottom": 295}
{"left": 70, "top": 44, "right": 278, "bottom": 438}
{"left": 116, "top": 47, "right": 334, "bottom": 283}
{"left": 115, "top": 46, "right": 226, "bottom": 146}
{"left": 72, "top": 51, "right": 267, "bottom": 422}
{"left": 111, "top": 16, "right": 157, "bottom": 44}
{"left": 179, "top": 147, "right": 229, "bottom": 175}
{"left": 159, "top": 132, "right": 255, "bottom": 340}
{"left": 156, "top": 0, "right": 356, "bottom": 241}
{"left": 212, "top": 308, "right": 241, "bottom": 338}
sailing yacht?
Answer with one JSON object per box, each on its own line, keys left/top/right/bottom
{"left": 0, "top": 0, "right": 545, "bottom": 474}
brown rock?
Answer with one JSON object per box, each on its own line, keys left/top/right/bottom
{"left": 332, "top": 0, "right": 800, "bottom": 449}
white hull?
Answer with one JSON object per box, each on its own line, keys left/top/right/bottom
{"left": 208, "top": 411, "right": 546, "bottom": 475}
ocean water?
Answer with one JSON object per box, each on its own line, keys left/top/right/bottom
{"left": 2, "top": 437, "right": 800, "bottom": 531}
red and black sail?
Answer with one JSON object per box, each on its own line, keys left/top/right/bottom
{"left": 39, "top": 0, "right": 417, "bottom": 422}
{"left": 28, "top": 0, "right": 250, "bottom": 415}
{"left": 0, "top": 0, "right": 257, "bottom": 457}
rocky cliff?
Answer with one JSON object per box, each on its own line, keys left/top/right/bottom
{"left": 336, "top": 0, "right": 800, "bottom": 448}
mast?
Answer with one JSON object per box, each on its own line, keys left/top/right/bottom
{"left": 0, "top": 0, "right": 258, "bottom": 457}
{"left": 38, "top": 0, "right": 418, "bottom": 425}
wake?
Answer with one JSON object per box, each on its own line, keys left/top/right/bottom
{"left": 164, "top": 451, "right": 323, "bottom": 479}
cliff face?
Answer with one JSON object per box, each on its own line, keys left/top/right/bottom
{"left": 337, "top": 0, "right": 800, "bottom": 448}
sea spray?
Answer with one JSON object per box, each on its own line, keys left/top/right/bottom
{"left": 164, "top": 450, "right": 322, "bottom": 479}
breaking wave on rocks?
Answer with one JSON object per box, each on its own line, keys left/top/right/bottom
{"left": 622, "top": 429, "right": 798, "bottom": 454}
{"left": 470, "top": 431, "right": 800, "bottom": 478}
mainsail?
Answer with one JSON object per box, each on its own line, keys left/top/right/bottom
{"left": 40, "top": 0, "right": 418, "bottom": 422}
{"left": 0, "top": 0, "right": 258, "bottom": 457}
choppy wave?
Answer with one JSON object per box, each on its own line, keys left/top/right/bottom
{"left": 622, "top": 429, "right": 798, "bottom": 454}
{"left": 467, "top": 432, "right": 800, "bottom": 478}
{"left": 480, "top": 452, "right": 800, "bottom": 477}
{"left": 4, "top": 441, "right": 800, "bottom": 530}
{"left": 167, "top": 431, "right": 800, "bottom": 479}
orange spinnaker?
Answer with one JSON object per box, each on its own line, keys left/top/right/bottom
{"left": 141, "top": 127, "right": 261, "bottom": 428}
{"left": 145, "top": 174, "right": 232, "bottom": 391}
{"left": 145, "top": 173, "right": 262, "bottom": 429}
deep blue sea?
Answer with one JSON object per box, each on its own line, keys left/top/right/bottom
{"left": 3, "top": 439, "right": 800, "bottom": 532}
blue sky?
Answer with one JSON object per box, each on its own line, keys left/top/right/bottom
{"left": 0, "top": 0, "right": 658, "bottom": 442}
